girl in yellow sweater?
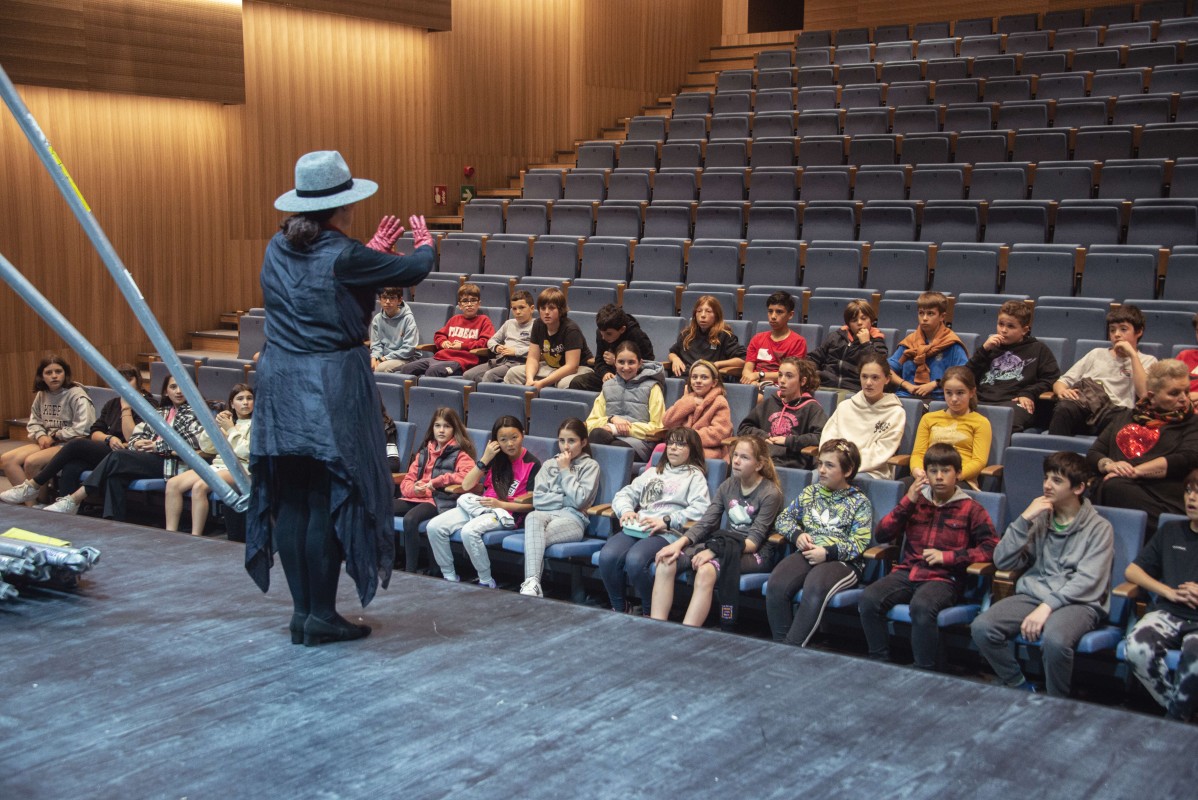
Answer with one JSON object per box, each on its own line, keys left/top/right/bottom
{"left": 910, "top": 366, "right": 992, "bottom": 487}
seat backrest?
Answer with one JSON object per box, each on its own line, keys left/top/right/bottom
{"left": 963, "top": 489, "right": 1008, "bottom": 533}
{"left": 238, "top": 314, "right": 266, "bottom": 361}
{"left": 406, "top": 386, "right": 464, "bottom": 440}
{"left": 466, "top": 390, "right": 527, "bottom": 430}
{"left": 589, "top": 443, "right": 637, "bottom": 513}
{"left": 1095, "top": 505, "right": 1148, "bottom": 624}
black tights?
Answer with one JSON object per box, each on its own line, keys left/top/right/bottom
{"left": 272, "top": 457, "right": 343, "bottom": 622}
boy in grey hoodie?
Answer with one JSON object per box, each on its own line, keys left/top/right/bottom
{"left": 370, "top": 288, "right": 419, "bottom": 372}
{"left": 972, "top": 451, "right": 1114, "bottom": 697}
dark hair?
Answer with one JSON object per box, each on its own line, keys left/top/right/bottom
{"left": 227, "top": 383, "right": 254, "bottom": 419}
{"left": 557, "top": 417, "right": 591, "bottom": 456}
{"left": 412, "top": 407, "right": 476, "bottom": 464}
{"left": 1043, "top": 451, "right": 1095, "bottom": 489}
{"left": 1107, "top": 304, "right": 1146, "bottom": 336}
{"left": 917, "top": 291, "right": 949, "bottom": 314}
{"left": 843, "top": 299, "right": 876, "bottom": 325}
{"left": 857, "top": 351, "right": 891, "bottom": 377}
{"left": 941, "top": 365, "right": 978, "bottom": 411}
{"left": 379, "top": 287, "right": 402, "bottom": 300}
{"left": 486, "top": 415, "right": 527, "bottom": 500}
{"left": 33, "top": 356, "right": 80, "bottom": 393}
{"left": 923, "top": 442, "right": 962, "bottom": 472}
{"left": 158, "top": 373, "right": 187, "bottom": 406}
{"left": 766, "top": 290, "right": 795, "bottom": 313}
{"left": 1184, "top": 467, "right": 1198, "bottom": 493}
{"left": 660, "top": 427, "right": 707, "bottom": 475}
{"left": 510, "top": 289, "right": 534, "bottom": 306}
{"left": 596, "top": 304, "right": 630, "bottom": 331}
{"left": 818, "top": 438, "right": 861, "bottom": 480}
{"left": 613, "top": 340, "right": 643, "bottom": 361}
{"left": 281, "top": 209, "right": 337, "bottom": 250}
{"left": 779, "top": 357, "right": 819, "bottom": 394}
{"left": 681, "top": 295, "right": 732, "bottom": 350}
{"left": 115, "top": 362, "right": 144, "bottom": 392}
{"left": 538, "top": 287, "right": 568, "bottom": 316}
{"left": 999, "top": 300, "right": 1032, "bottom": 328}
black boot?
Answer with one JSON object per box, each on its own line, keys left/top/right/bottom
{"left": 302, "top": 614, "right": 371, "bottom": 646}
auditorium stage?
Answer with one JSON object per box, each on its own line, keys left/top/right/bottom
{"left": 2, "top": 505, "right": 1196, "bottom": 799}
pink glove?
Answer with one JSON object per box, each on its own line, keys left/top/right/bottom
{"left": 409, "top": 215, "right": 433, "bottom": 250}
{"left": 366, "top": 215, "right": 405, "bottom": 253}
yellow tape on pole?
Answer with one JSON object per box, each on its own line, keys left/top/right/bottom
{"left": 46, "top": 143, "right": 90, "bottom": 213}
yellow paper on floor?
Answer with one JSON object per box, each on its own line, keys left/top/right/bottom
{"left": 2, "top": 527, "right": 72, "bottom": 547}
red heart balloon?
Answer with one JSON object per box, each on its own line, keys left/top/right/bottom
{"left": 1115, "top": 423, "right": 1161, "bottom": 460}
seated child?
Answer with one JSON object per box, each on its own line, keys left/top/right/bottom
{"left": 668, "top": 295, "right": 746, "bottom": 377}
{"left": 1124, "top": 468, "right": 1198, "bottom": 722}
{"left": 968, "top": 300, "right": 1060, "bottom": 433}
{"left": 909, "top": 366, "right": 992, "bottom": 488}
{"left": 738, "top": 357, "right": 826, "bottom": 469}
{"left": 585, "top": 341, "right": 666, "bottom": 461}
{"left": 570, "top": 304, "right": 655, "bottom": 391}
{"left": 809, "top": 299, "right": 889, "bottom": 393}
{"left": 400, "top": 283, "right": 495, "bottom": 378}
{"left": 599, "top": 427, "right": 711, "bottom": 614}
{"left": 819, "top": 352, "right": 905, "bottom": 479}
{"left": 504, "top": 288, "right": 594, "bottom": 388}
{"left": 971, "top": 452, "right": 1114, "bottom": 697}
{"left": 888, "top": 291, "right": 968, "bottom": 401}
{"left": 370, "top": 287, "right": 420, "bottom": 372}
{"left": 1049, "top": 304, "right": 1156, "bottom": 437}
{"left": 765, "top": 439, "right": 873, "bottom": 647}
{"left": 651, "top": 436, "right": 784, "bottom": 628}
{"left": 860, "top": 442, "right": 998, "bottom": 670}
{"left": 425, "top": 415, "right": 541, "bottom": 588}
{"left": 464, "top": 290, "right": 535, "bottom": 382}
{"left": 741, "top": 291, "right": 807, "bottom": 386}
{"left": 661, "top": 360, "right": 733, "bottom": 460}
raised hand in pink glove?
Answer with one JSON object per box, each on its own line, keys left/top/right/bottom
{"left": 409, "top": 215, "right": 433, "bottom": 250}
{"left": 365, "top": 215, "right": 405, "bottom": 253}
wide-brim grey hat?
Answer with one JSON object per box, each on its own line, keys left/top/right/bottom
{"left": 274, "top": 150, "right": 378, "bottom": 212}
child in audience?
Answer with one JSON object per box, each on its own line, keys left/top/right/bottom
{"left": 1049, "top": 304, "right": 1156, "bottom": 437}
{"left": 889, "top": 291, "right": 968, "bottom": 400}
{"left": 504, "top": 287, "right": 594, "bottom": 388}
{"left": 44, "top": 374, "right": 202, "bottom": 520}
{"left": 910, "top": 366, "right": 992, "bottom": 488}
{"left": 599, "top": 427, "right": 710, "bottom": 614}
{"left": 820, "top": 353, "right": 905, "bottom": 479}
{"left": 1, "top": 356, "right": 95, "bottom": 499}
{"left": 741, "top": 291, "right": 807, "bottom": 386}
{"left": 738, "top": 357, "right": 826, "bottom": 469}
{"left": 1179, "top": 313, "right": 1198, "bottom": 404}
{"left": 425, "top": 415, "right": 540, "bottom": 588}
{"left": 585, "top": 341, "right": 665, "bottom": 461}
{"left": 520, "top": 418, "right": 600, "bottom": 597}
{"left": 2, "top": 364, "right": 149, "bottom": 506}
{"left": 968, "top": 300, "right": 1060, "bottom": 433}
{"left": 370, "top": 287, "right": 420, "bottom": 372}
{"left": 651, "top": 436, "right": 784, "bottom": 627}
{"left": 661, "top": 360, "right": 732, "bottom": 460}
{"left": 860, "top": 443, "right": 998, "bottom": 669}
{"left": 463, "top": 290, "right": 535, "bottom": 382}
{"left": 571, "top": 304, "right": 655, "bottom": 391}
{"left": 766, "top": 439, "right": 872, "bottom": 647}
{"left": 1124, "top": 468, "right": 1198, "bottom": 722}
{"left": 810, "top": 299, "right": 889, "bottom": 394}
{"left": 394, "top": 408, "right": 475, "bottom": 573}
{"left": 164, "top": 383, "right": 253, "bottom": 536}
{"left": 400, "top": 283, "right": 495, "bottom": 378}
{"left": 668, "top": 295, "right": 746, "bottom": 378}
{"left": 971, "top": 452, "right": 1114, "bottom": 697}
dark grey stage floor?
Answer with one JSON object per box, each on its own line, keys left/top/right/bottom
{"left": 2, "top": 505, "right": 1197, "bottom": 799}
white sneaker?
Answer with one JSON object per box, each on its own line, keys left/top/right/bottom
{"left": 44, "top": 496, "right": 80, "bottom": 515}
{"left": 0, "top": 481, "right": 39, "bottom": 505}
{"left": 519, "top": 577, "right": 542, "bottom": 597}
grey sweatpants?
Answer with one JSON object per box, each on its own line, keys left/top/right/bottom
{"left": 1125, "top": 609, "right": 1198, "bottom": 721}
{"left": 971, "top": 594, "right": 1101, "bottom": 698}
{"left": 425, "top": 493, "right": 513, "bottom": 583}
{"left": 522, "top": 510, "right": 586, "bottom": 580}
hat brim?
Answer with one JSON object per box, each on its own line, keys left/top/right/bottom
{"left": 274, "top": 178, "right": 379, "bottom": 212}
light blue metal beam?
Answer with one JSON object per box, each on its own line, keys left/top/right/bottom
{"left": 0, "top": 64, "right": 249, "bottom": 508}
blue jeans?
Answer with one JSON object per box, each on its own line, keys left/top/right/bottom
{"left": 597, "top": 532, "right": 669, "bottom": 613}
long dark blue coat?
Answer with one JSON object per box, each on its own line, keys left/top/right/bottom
{"left": 246, "top": 229, "right": 432, "bottom": 605}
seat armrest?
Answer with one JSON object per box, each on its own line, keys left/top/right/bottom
{"left": 588, "top": 503, "right": 614, "bottom": 517}
{"left": 888, "top": 454, "right": 911, "bottom": 468}
{"left": 417, "top": 343, "right": 438, "bottom": 351}
{"left": 767, "top": 532, "right": 786, "bottom": 546}
{"left": 967, "top": 561, "right": 995, "bottom": 577}
{"left": 863, "top": 544, "right": 898, "bottom": 562}
{"left": 801, "top": 445, "right": 816, "bottom": 457}
{"left": 980, "top": 464, "right": 1003, "bottom": 478}
{"left": 1112, "top": 581, "right": 1141, "bottom": 600}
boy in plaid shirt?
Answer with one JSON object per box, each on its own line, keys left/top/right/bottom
{"left": 858, "top": 443, "right": 998, "bottom": 669}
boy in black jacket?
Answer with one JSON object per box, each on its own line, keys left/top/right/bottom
{"left": 570, "top": 304, "right": 656, "bottom": 391}
{"left": 968, "top": 300, "right": 1060, "bottom": 432}
{"left": 738, "top": 357, "right": 826, "bottom": 468}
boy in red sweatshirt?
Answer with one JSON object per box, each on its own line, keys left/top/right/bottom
{"left": 400, "top": 283, "right": 495, "bottom": 377}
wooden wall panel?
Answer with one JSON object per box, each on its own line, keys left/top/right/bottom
{"left": 255, "top": 0, "right": 453, "bottom": 31}
{"left": 802, "top": 0, "right": 1139, "bottom": 31}
{"left": 0, "top": 0, "right": 724, "bottom": 425}
{"left": 0, "top": 0, "right": 245, "bottom": 103}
